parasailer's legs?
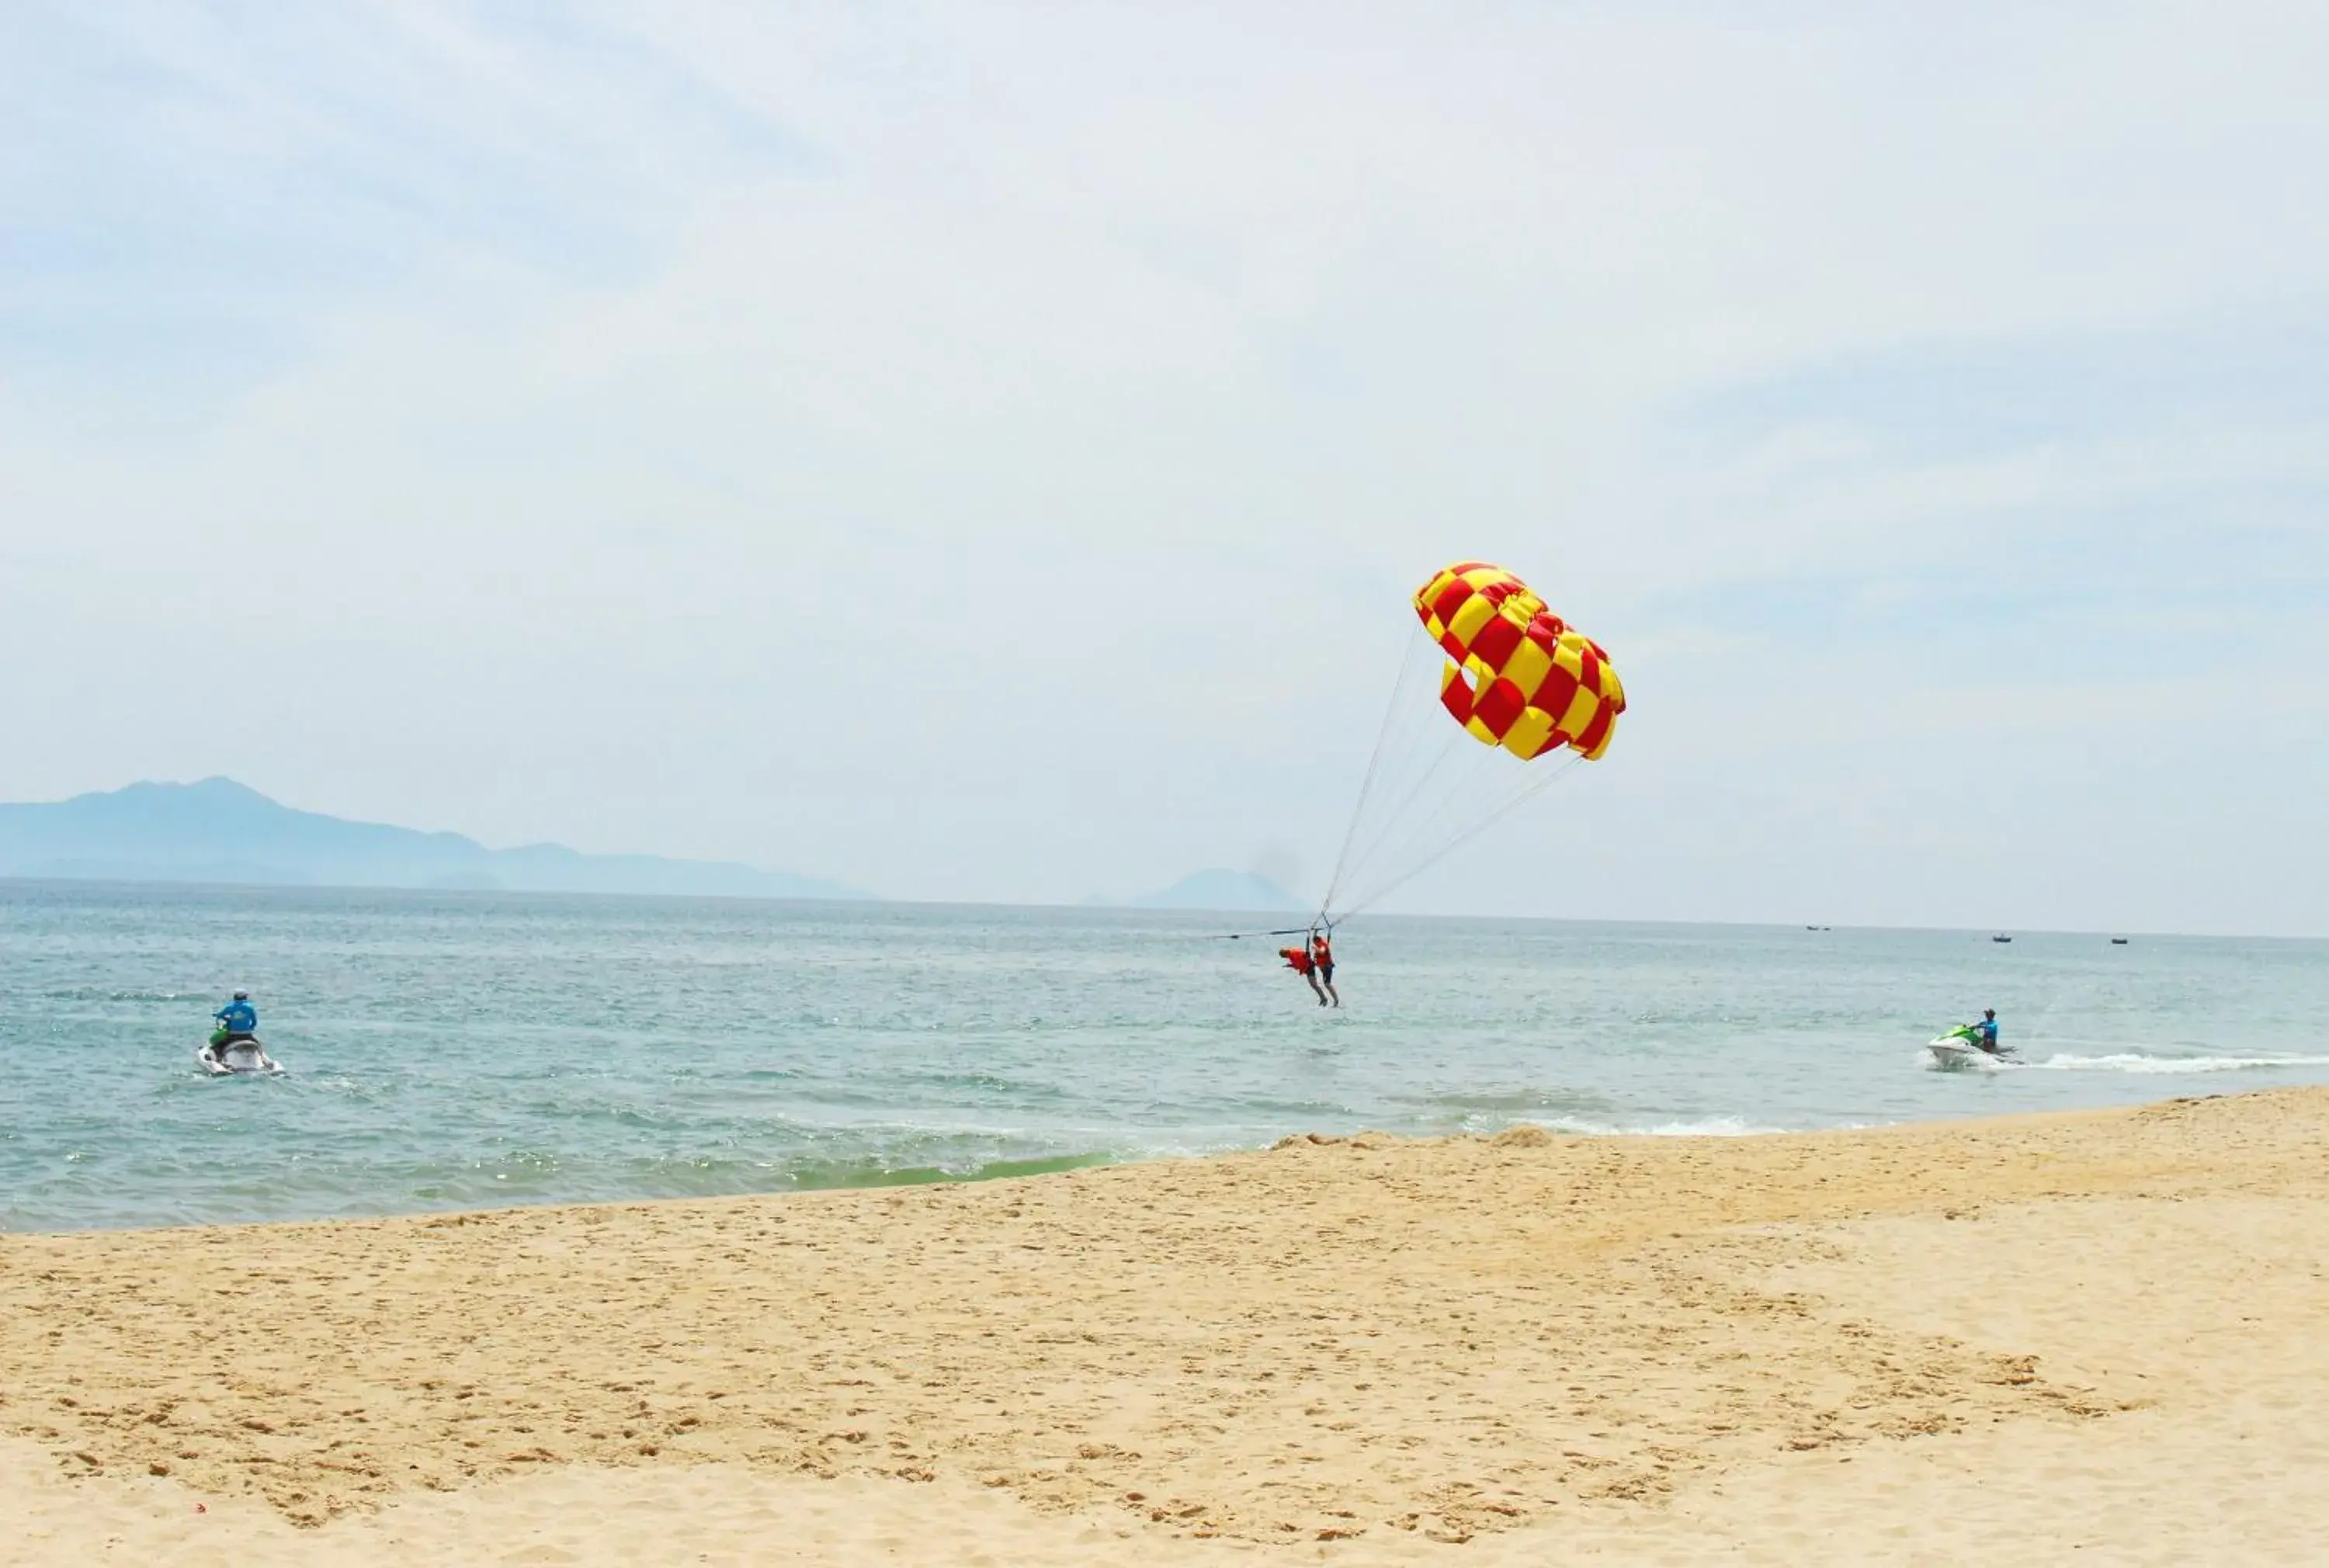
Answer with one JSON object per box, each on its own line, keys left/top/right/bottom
{"left": 1318, "top": 960, "right": 1339, "bottom": 1008}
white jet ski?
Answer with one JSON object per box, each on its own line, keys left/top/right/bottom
{"left": 1926, "top": 1025, "right": 2009, "bottom": 1070}
{"left": 200, "top": 1036, "right": 283, "bottom": 1076}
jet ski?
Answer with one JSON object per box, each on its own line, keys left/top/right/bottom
{"left": 1926, "top": 1024, "right": 2009, "bottom": 1070}
{"left": 199, "top": 1035, "right": 283, "bottom": 1076}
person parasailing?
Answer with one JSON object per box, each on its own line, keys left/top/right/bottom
{"left": 1279, "top": 944, "right": 1328, "bottom": 1005}
{"left": 1265, "top": 560, "right": 1624, "bottom": 1013}
{"left": 1310, "top": 928, "right": 1339, "bottom": 1008}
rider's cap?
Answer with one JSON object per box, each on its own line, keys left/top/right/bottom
{"left": 233, "top": 990, "right": 250, "bottom": 1000}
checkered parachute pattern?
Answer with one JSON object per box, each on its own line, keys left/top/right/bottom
{"left": 1412, "top": 562, "right": 1626, "bottom": 761}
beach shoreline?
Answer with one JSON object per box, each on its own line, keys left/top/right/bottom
{"left": 7, "top": 1088, "right": 2328, "bottom": 1564}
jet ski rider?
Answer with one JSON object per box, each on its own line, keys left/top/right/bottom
{"left": 211, "top": 990, "right": 259, "bottom": 1047}
{"left": 1973, "top": 1008, "right": 1999, "bottom": 1054}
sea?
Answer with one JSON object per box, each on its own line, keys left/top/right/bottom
{"left": 5, "top": 880, "right": 2327, "bottom": 1233}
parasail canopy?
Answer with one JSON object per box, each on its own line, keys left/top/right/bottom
{"left": 1311, "top": 560, "right": 1626, "bottom": 928}
{"left": 1413, "top": 562, "right": 1625, "bottom": 762}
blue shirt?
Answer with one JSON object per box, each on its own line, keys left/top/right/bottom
{"left": 216, "top": 999, "right": 258, "bottom": 1034}
{"left": 1976, "top": 1018, "right": 1998, "bottom": 1047}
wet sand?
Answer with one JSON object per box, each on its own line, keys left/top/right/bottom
{"left": 5, "top": 1088, "right": 2327, "bottom": 1564}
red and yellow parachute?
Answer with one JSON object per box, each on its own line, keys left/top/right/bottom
{"left": 1308, "top": 560, "right": 1625, "bottom": 925}
{"left": 1413, "top": 562, "right": 1625, "bottom": 762}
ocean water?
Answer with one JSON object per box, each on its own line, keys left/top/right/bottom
{"left": 5, "top": 881, "right": 2327, "bottom": 1233}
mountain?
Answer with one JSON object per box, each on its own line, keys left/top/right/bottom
{"left": 0, "top": 779, "right": 871, "bottom": 900}
{"left": 1107, "top": 868, "right": 1307, "bottom": 912}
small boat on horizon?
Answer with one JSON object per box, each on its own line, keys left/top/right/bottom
{"left": 2112, "top": 936, "right": 2130, "bottom": 945}
{"left": 1991, "top": 934, "right": 2013, "bottom": 943}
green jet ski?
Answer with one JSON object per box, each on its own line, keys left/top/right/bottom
{"left": 1926, "top": 1022, "right": 2008, "bottom": 1070}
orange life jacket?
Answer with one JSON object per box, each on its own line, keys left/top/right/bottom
{"left": 1279, "top": 947, "right": 1314, "bottom": 974}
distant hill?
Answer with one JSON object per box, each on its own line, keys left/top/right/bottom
{"left": 1102, "top": 868, "right": 1307, "bottom": 912}
{"left": 0, "top": 779, "right": 871, "bottom": 900}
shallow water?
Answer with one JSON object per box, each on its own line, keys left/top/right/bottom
{"left": 5, "top": 881, "right": 2326, "bottom": 1230}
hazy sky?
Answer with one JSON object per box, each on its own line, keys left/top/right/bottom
{"left": 5, "top": 2, "right": 2325, "bottom": 933}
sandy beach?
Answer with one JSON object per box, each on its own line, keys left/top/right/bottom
{"left": 6, "top": 1088, "right": 2328, "bottom": 1565}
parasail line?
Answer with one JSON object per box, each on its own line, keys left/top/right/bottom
{"left": 1326, "top": 752, "right": 1584, "bottom": 924}
{"left": 1317, "top": 631, "right": 1432, "bottom": 920}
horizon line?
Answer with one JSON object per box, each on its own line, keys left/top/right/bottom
{"left": 0, "top": 872, "right": 2316, "bottom": 945}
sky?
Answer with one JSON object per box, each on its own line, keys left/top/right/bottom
{"left": 3, "top": 2, "right": 2325, "bottom": 934}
